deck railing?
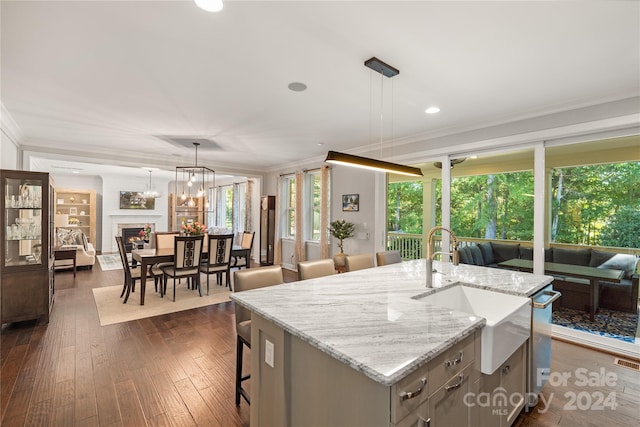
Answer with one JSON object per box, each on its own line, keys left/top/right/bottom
{"left": 386, "top": 232, "right": 640, "bottom": 261}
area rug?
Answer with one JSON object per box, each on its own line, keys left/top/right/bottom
{"left": 552, "top": 307, "right": 639, "bottom": 343}
{"left": 92, "top": 284, "right": 231, "bottom": 326}
{"left": 97, "top": 254, "right": 124, "bottom": 271}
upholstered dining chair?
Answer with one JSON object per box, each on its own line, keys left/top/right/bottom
{"left": 151, "top": 231, "right": 180, "bottom": 290}
{"left": 345, "top": 253, "right": 375, "bottom": 272}
{"left": 376, "top": 250, "right": 402, "bottom": 266}
{"left": 233, "top": 231, "right": 255, "bottom": 270}
{"left": 159, "top": 235, "right": 204, "bottom": 301}
{"left": 200, "top": 234, "right": 234, "bottom": 293}
{"left": 115, "top": 236, "right": 154, "bottom": 304}
{"left": 233, "top": 265, "right": 284, "bottom": 405}
{"left": 297, "top": 258, "right": 336, "bottom": 280}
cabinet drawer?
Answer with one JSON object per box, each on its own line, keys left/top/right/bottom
{"left": 392, "top": 362, "right": 430, "bottom": 423}
{"left": 428, "top": 333, "right": 475, "bottom": 395}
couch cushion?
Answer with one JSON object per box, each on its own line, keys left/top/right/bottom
{"left": 469, "top": 245, "right": 485, "bottom": 266}
{"left": 590, "top": 250, "right": 638, "bottom": 279}
{"left": 479, "top": 243, "right": 495, "bottom": 265}
{"left": 490, "top": 242, "right": 520, "bottom": 263}
{"left": 519, "top": 247, "right": 533, "bottom": 261}
{"left": 553, "top": 247, "right": 591, "bottom": 266}
{"left": 459, "top": 246, "right": 472, "bottom": 264}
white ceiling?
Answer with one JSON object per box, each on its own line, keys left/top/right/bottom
{"left": 2, "top": 0, "right": 639, "bottom": 178}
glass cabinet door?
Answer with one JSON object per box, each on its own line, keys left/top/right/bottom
{"left": 4, "top": 177, "right": 44, "bottom": 267}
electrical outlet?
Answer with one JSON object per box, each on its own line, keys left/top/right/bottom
{"left": 265, "top": 339, "right": 274, "bottom": 368}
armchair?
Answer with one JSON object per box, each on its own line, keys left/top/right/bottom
{"left": 55, "top": 228, "right": 96, "bottom": 269}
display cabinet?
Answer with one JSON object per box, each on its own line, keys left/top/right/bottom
{"left": 260, "top": 195, "right": 276, "bottom": 265}
{"left": 1, "top": 169, "right": 55, "bottom": 324}
{"left": 168, "top": 193, "right": 207, "bottom": 231}
{"left": 54, "top": 188, "right": 97, "bottom": 244}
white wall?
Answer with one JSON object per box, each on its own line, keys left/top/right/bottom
{"left": 329, "top": 166, "right": 378, "bottom": 257}
{"left": 101, "top": 173, "right": 171, "bottom": 253}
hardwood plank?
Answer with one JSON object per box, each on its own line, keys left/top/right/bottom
{"left": 114, "top": 378, "right": 147, "bottom": 427}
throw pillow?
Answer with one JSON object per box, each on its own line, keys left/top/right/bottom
{"left": 479, "top": 243, "right": 495, "bottom": 265}
{"left": 81, "top": 233, "right": 89, "bottom": 252}
{"left": 469, "top": 245, "right": 485, "bottom": 266}
{"left": 458, "top": 246, "right": 472, "bottom": 264}
{"left": 591, "top": 250, "right": 638, "bottom": 279}
{"left": 56, "top": 228, "right": 76, "bottom": 246}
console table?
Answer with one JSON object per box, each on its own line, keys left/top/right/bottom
{"left": 497, "top": 258, "right": 624, "bottom": 320}
{"left": 54, "top": 247, "right": 77, "bottom": 278}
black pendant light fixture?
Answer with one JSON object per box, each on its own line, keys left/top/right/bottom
{"left": 325, "top": 57, "right": 423, "bottom": 177}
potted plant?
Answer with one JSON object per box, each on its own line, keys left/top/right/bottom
{"left": 329, "top": 219, "right": 355, "bottom": 267}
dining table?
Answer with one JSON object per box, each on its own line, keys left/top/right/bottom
{"left": 131, "top": 245, "right": 251, "bottom": 305}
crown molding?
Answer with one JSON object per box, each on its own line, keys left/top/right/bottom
{"left": 1, "top": 103, "right": 24, "bottom": 145}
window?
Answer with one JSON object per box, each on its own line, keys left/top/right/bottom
{"left": 282, "top": 175, "right": 296, "bottom": 238}
{"left": 307, "top": 171, "right": 322, "bottom": 240}
{"left": 550, "top": 162, "right": 639, "bottom": 248}
{"left": 234, "top": 182, "right": 247, "bottom": 233}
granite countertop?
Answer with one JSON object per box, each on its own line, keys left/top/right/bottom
{"left": 231, "top": 259, "right": 553, "bottom": 386}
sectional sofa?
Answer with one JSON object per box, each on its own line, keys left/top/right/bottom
{"left": 458, "top": 242, "right": 639, "bottom": 313}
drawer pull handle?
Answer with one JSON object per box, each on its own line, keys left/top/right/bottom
{"left": 445, "top": 374, "right": 464, "bottom": 392}
{"left": 444, "top": 351, "right": 464, "bottom": 367}
{"left": 502, "top": 365, "right": 510, "bottom": 375}
{"left": 400, "top": 377, "right": 426, "bottom": 401}
{"left": 418, "top": 416, "right": 431, "bottom": 427}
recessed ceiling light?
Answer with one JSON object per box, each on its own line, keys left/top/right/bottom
{"left": 288, "top": 82, "right": 308, "bottom": 92}
{"left": 425, "top": 106, "right": 440, "bottom": 114}
{"left": 317, "top": 143, "right": 324, "bottom": 147}
{"left": 194, "top": 0, "right": 223, "bottom": 13}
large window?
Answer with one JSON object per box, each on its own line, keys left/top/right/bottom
{"left": 550, "top": 162, "right": 639, "bottom": 248}
{"left": 214, "top": 182, "right": 247, "bottom": 232}
{"left": 283, "top": 175, "right": 296, "bottom": 238}
{"left": 449, "top": 171, "right": 534, "bottom": 240}
{"left": 307, "top": 171, "right": 322, "bottom": 240}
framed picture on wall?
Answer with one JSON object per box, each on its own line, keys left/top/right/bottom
{"left": 342, "top": 194, "right": 359, "bottom": 212}
{"left": 119, "top": 191, "right": 155, "bottom": 210}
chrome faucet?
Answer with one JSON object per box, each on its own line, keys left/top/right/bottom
{"left": 425, "top": 226, "right": 460, "bottom": 288}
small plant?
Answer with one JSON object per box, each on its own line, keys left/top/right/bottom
{"left": 329, "top": 219, "right": 356, "bottom": 254}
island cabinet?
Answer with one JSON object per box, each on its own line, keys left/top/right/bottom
{"left": 471, "top": 343, "right": 527, "bottom": 427}
{"left": 250, "top": 312, "right": 481, "bottom": 427}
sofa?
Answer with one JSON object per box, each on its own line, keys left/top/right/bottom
{"left": 459, "top": 242, "right": 639, "bottom": 313}
{"left": 55, "top": 228, "right": 96, "bottom": 269}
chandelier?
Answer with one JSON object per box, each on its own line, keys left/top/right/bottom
{"left": 142, "top": 168, "right": 162, "bottom": 198}
{"left": 175, "top": 142, "right": 215, "bottom": 210}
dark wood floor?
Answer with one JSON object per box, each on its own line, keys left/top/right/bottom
{"left": 1, "top": 264, "right": 638, "bottom": 426}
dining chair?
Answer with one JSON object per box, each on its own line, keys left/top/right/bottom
{"left": 233, "top": 265, "right": 284, "bottom": 405}
{"left": 159, "top": 235, "right": 204, "bottom": 301}
{"left": 115, "top": 236, "right": 154, "bottom": 304}
{"left": 297, "top": 258, "right": 336, "bottom": 280}
{"left": 200, "top": 234, "right": 234, "bottom": 294}
{"left": 344, "top": 253, "right": 375, "bottom": 272}
{"left": 233, "top": 231, "right": 255, "bottom": 270}
{"left": 376, "top": 250, "right": 402, "bottom": 266}
{"left": 151, "top": 231, "right": 179, "bottom": 290}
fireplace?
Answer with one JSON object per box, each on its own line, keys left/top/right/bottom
{"left": 117, "top": 223, "right": 156, "bottom": 252}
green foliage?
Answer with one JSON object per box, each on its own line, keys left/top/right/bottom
{"left": 389, "top": 161, "right": 639, "bottom": 249}
{"left": 329, "top": 219, "right": 355, "bottom": 253}
{"left": 387, "top": 182, "right": 423, "bottom": 234}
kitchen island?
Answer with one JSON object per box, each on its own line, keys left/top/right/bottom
{"left": 231, "top": 259, "right": 553, "bottom": 426}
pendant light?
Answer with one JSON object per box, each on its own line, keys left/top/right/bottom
{"left": 325, "top": 57, "right": 423, "bottom": 177}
